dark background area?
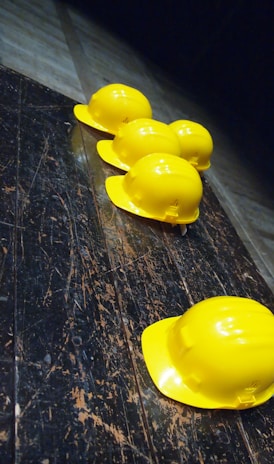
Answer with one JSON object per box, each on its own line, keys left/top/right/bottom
{"left": 65, "top": 0, "right": 273, "bottom": 181}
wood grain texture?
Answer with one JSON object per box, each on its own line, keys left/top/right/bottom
{"left": 0, "top": 65, "right": 273, "bottom": 463}
{"left": 81, "top": 129, "right": 274, "bottom": 464}
{"left": 0, "top": 67, "right": 21, "bottom": 463}
{"left": 1, "top": 0, "right": 274, "bottom": 294}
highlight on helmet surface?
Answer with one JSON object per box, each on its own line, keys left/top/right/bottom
{"left": 97, "top": 118, "right": 181, "bottom": 171}
{"left": 141, "top": 296, "right": 274, "bottom": 410}
{"left": 169, "top": 120, "right": 213, "bottom": 171}
{"left": 105, "top": 153, "right": 203, "bottom": 225}
{"left": 73, "top": 83, "right": 152, "bottom": 135}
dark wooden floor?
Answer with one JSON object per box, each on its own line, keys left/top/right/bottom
{"left": 0, "top": 65, "right": 273, "bottom": 463}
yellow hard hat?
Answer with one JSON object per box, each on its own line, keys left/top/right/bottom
{"left": 105, "top": 153, "right": 203, "bottom": 224}
{"left": 141, "top": 296, "right": 274, "bottom": 409}
{"left": 169, "top": 120, "right": 213, "bottom": 171}
{"left": 73, "top": 83, "right": 152, "bottom": 135}
{"left": 97, "top": 118, "right": 181, "bottom": 171}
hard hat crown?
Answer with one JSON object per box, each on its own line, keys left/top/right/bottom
{"left": 169, "top": 120, "right": 213, "bottom": 171}
{"left": 142, "top": 296, "right": 274, "bottom": 409}
{"left": 97, "top": 118, "right": 181, "bottom": 171}
{"left": 88, "top": 84, "right": 152, "bottom": 134}
{"left": 106, "top": 153, "right": 203, "bottom": 224}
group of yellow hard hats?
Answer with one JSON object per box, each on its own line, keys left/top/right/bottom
{"left": 73, "top": 84, "right": 274, "bottom": 411}
{"left": 74, "top": 83, "right": 214, "bottom": 228}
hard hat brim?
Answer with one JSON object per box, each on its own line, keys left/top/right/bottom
{"left": 105, "top": 175, "right": 153, "bottom": 219}
{"left": 105, "top": 175, "right": 195, "bottom": 224}
{"left": 195, "top": 161, "right": 211, "bottom": 172}
{"left": 97, "top": 140, "right": 130, "bottom": 171}
{"left": 73, "top": 104, "right": 115, "bottom": 135}
{"left": 141, "top": 316, "right": 226, "bottom": 409}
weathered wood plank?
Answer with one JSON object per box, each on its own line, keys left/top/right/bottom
{"left": 1, "top": 65, "right": 273, "bottom": 464}
{"left": 10, "top": 74, "right": 153, "bottom": 463}
{"left": 79, "top": 123, "right": 274, "bottom": 464}
{"left": 0, "top": 67, "right": 21, "bottom": 463}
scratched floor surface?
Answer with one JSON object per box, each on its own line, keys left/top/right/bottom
{"left": 1, "top": 0, "right": 274, "bottom": 293}
{"left": 0, "top": 66, "right": 274, "bottom": 463}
